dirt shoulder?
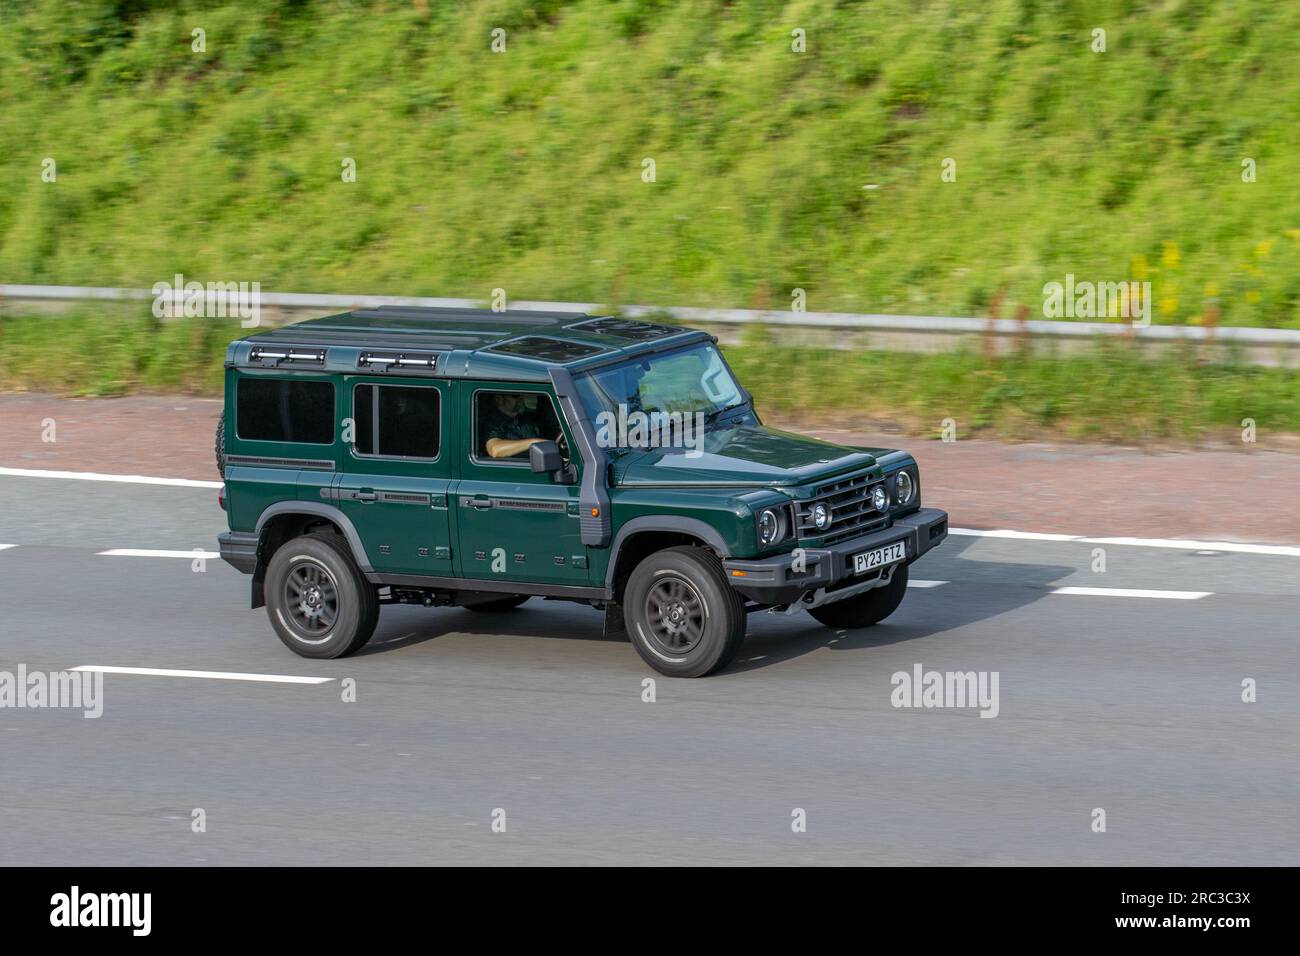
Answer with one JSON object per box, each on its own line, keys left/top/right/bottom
{"left": 2, "top": 394, "right": 1297, "bottom": 545}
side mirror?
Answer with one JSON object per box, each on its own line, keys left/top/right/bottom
{"left": 529, "top": 440, "right": 564, "bottom": 475}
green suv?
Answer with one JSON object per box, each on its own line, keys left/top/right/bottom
{"left": 217, "top": 307, "right": 948, "bottom": 677}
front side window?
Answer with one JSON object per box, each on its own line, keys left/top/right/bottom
{"left": 237, "top": 378, "right": 334, "bottom": 444}
{"left": 353, "top": 384, "right": 440, "bottom": 459}
{"left": 474, "top": 390, "right": 562, "bottom": 461}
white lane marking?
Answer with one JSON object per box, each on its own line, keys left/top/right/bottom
{"left": 5, "top": 466, "right": 1299, "bottom": 557}
{"left": 951, "top": 527, "right": 1300, "bottom": 558}
{"left": 951, "top": 528, "right": 1078, "bottom": 542}
{"left": 98, "top": 548, "right": 219, "bottom": 559}
{"left": 1049, "top": 586, "right": 1211, "bottom": 600}
{"left": 71, "top": 666, "right": 332, "bottom": 685}
{"left": 0, "top": 544, "right": 16, "bottom": 552}
{"left": 1079, "top": 535, "right": 1300, "bottom": 558}
{"left": 0, "top": 466, "right": 220, "bottom": 489}
{"left": 907, "top": 579, "right": 947, "bottom": 588}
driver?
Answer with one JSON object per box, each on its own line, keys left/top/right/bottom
{"left": 482, "top": 392, "right": 548, "bottom": 459}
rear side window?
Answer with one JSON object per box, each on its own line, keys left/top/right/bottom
{"left": 353, "top": 384, "right": 440, "bottom": 458}
{"left": 237, "top": 378, "right": 334, "bottom": 444}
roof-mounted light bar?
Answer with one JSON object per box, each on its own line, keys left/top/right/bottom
{"left": 358, "top": 351, "right": 439, "bottom": 371}
{"left": 249, "top": 346, "right": 326, "bottom": 365}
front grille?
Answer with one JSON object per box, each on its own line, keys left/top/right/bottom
{"left": 796, "top": 469, "right": 890, "bottom": 544}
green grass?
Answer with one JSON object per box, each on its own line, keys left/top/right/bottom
{"left": 3, "top": 309, "right": 1295, "bottom": 441}
{"left": 731, "top": 329, "right": 1300, "bottom": 442}
{"left": 1, "top": 1, "right": 1299, "bottom": 326}
{"left": 0, "top": 307, "right": 232, "bottom": 396}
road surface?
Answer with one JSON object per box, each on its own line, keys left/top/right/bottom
{"left": 0, "top": 472, "right": 1296, "bottom": 865}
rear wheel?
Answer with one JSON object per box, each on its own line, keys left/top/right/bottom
{"left": 463, "top": 595, "right": 530, "bottom": 613}
{"left": 807, "top": 563, "right": 909, "bottom": 629}
{"left": 623, "top": 546, "right": 746, "bottom": 678}
{"left": 265, "top": 533, "right": 379, "bottom": 658}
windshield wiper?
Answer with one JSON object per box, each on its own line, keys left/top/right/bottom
{"left": 700, "top": 399, "right": 749, "bottom": 429}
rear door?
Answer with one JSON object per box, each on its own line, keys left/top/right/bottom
{"left": 337, "top": 377, "right": 454, "bottom": 576}
{"left": 452, "top": 382, "right": 589, "bottom": 587}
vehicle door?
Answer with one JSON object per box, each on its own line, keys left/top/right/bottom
{"left": 452, "top": 382, "right": 589, "bottom": 587}
{"left": 337, "top": 377, "right": 454, "bottom": 576}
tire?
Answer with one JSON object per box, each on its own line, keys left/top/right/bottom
{"left": 463, "top": 595, "right": 530, "bottom": 613}
{"left": 623, "top": 546, "right": 746, "bottom": 678}
{"left": 808, "top": 562, "right": 909, "bottom": 629}
{"left": 265, "top": 533, "right": 379, "bottom": 659}
{"left": 215, "top": 412, "right": 226, "bottom": 479}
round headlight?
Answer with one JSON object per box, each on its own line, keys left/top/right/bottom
{"left": 871, "top": 484, "right": 889, "bottom": 511}
{"left": 758, "top": 508, "right": 780, "bottom": 545}
{"left": 895, "top": 470, "right": 914, "bottom": 505}
{"left": 812, "top": 502, "right": 831, "bottom": 530}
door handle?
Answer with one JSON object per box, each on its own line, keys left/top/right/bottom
{"left": 350, "top": 488, "right": 377, "bottom": 502}
{"left": 464, "top": 495, "right": 493, "bottom": 510}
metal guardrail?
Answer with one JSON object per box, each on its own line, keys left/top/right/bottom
{"left": 4, "top": 283, "right": 1299, "bottom": 349}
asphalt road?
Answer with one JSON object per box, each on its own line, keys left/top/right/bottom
{"left": 0, "top": 473, "right": 1297, "bottom": 865}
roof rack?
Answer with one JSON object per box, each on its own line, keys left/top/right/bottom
{"left": 350, "top": 306, "right": 588, "bottom": 325}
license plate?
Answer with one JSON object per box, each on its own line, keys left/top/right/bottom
{"left": 853, "top": 541, "right": 906, "bottom": 575}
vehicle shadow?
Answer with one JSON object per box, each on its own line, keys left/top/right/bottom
{"left": 355, "top": 599, "right": 609, "bottom": 656}
{"left": 724, "top": 533, "right": 1077, "bottom": 674}
{"left": 356, "top": 534, "right": 1077, "bottom": 669}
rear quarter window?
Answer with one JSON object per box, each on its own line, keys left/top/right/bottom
{"left": 236, "top": 378, "right": 334, "bottom": 444}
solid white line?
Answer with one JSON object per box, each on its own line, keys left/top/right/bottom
{"left": 0, "top": 466, "right": 220, "bottom": 489}
{"left": 950, "top": 527, "right": 1300, "bottom": 557}
{"left": 98, "top": 548, "right": 220, "bottom": 559}
{"left": 907, "top": 579, "right": 948, "bottom": 588}
{"left": 5, "top": 466, "right": 1299, "bottom": 557}
{"left": 1049, "top": 586, "right": 1211, "bottom": 600}
{"left": 950, "top": 528, "right": 1079, "bottom": 542}
{"left": 1078, "top": 535, "right": 1300, "bottom": 558}
{"left": 71, "top": 666, "right": 332, "bottom": 685}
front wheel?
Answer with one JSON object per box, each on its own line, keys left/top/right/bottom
{"left": 623, "top": 546, "right": 746, "bottom": 678}
{"left": 807, "top": 562, "right": 909, "bottom": 629}
{"left": 265, "top": 533, "right": 379, "bottom": 658}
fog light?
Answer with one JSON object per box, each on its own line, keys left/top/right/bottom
{"left": 812, "top": 502, "right": 831, "bottom": 530}
{"left": 872, "top": 485, "right": 889, "bottom": 511}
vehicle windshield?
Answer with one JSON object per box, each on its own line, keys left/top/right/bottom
{"left": 573, "top": 343, "right": 748, "bottom": 449}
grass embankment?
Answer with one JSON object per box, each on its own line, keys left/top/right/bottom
{"left": 2, "top": 310, "right": 1295, "bottom": 442}
{"left": 1, "top": 1, "right": 1299, "bottom": 326}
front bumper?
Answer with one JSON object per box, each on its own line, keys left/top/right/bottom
{"left": 722, "top": 507, "right": 948, "bottom": 606}
{"left": 218, "top": 531, "right": 259, "bottom": 575}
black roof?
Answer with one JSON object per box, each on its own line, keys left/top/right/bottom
{"left": 227, "top": 306, "right": 707, "bottom": 382}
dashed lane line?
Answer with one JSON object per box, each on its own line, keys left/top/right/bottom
{"left": 0, "top": 466, "right": 221, "bottom": 489}
{"left": 1048, "top": 586, "right": 1211, "bottom": 600}
{"left": 98, "top": 548, "right": 220, "bottom": 559}
{"left": 71, "top": 666, "right": 332, "bottom": 685}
